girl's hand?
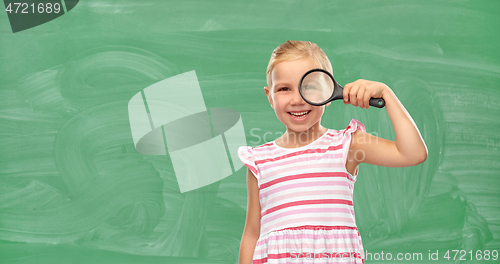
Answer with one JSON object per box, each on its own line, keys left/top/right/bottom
{"left": 343, "top": 79, "right": 389, "bottom": 109}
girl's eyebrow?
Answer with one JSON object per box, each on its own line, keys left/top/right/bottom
{"left": 274, "top": 82, "right": 292, "bottom": 88}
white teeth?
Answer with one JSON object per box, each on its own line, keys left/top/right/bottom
{"left": 289, "top": 111, "right": 309, "bottom": 116}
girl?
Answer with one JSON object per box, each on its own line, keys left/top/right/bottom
{"left": 237, "top": 40, "right": 427, "bottom": 264}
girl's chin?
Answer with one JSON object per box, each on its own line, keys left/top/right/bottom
{"left": 285, "top": 122, "right": 321, "bottom": 134}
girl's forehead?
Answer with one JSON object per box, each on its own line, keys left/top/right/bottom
{"left": 272, "top": 58, "right": 319, "bottom": 84}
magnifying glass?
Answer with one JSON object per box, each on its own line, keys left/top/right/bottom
{"left": 299, "top": 69, "right": 386, "bottom": 108}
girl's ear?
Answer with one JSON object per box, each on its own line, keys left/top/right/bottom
{"left": 264, "top": 86, "right": 274, "bottom": 109}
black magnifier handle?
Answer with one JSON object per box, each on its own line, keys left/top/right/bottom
{"left": 369, "top": 98, "right": 385, "bottom": 108}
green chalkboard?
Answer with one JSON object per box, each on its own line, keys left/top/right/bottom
{"left": 1, "top": 0, "right": 499, "bottom": 263}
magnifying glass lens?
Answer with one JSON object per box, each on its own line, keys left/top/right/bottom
{"left": 300, "top": 71, "right": 335, "bottom": 105}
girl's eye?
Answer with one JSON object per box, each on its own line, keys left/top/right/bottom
{"left": 278, "top": 87, "right": 290, "bottom": 91}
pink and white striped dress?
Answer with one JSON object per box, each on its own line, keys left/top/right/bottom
{"left": 238, "top": 119, "right": 365, "bottom": 264}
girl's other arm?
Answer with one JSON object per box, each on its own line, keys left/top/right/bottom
{"left": 239, "top": 168, "right": 261, "bottom": 264}
{"left": 344, "top": 80, "right": 428, "bottom": 167}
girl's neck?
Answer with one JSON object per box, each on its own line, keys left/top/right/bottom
{"left": 276, "top": 123, "right": 328, "bottom": 148}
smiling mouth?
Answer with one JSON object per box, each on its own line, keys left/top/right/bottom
{"left": 288, "top": 110, "right": 311, "bottom": 119}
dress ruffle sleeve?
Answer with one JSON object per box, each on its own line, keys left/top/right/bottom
{"left": 341, "top": 119, "right": 366, "bottom": 178}
{"left": 237, "top": 146, "right": 259, "bottom": 181}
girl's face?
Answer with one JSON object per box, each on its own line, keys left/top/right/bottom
{"left": 265, "top": 58, "right": 328, "bottom": 134}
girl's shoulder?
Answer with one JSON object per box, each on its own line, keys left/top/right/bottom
{"left": 324, "top": 119, "right": 366, "bottom": 138}
{"left": 237, "top": 142, "right": 275, "bottom": 180}
{"left": 324, "top": 119, "right": 366, "bottom": 141}
{"left": 327, "top": 119, "right": 365, "bottom": 135}
{"left": 238, "top": 141, "right": 274, "bottom": 157}
{"left": 342, "top": 118, "right": 366, "bottom": 134}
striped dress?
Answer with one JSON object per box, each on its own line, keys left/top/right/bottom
{"left": 238, "top": 119, "right": 365, "bottom": 264}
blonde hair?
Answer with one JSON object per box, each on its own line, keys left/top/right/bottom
{"left": 266, "top": 40, "right": 333, "bottom": 87}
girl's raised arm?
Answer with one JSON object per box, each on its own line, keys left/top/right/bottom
{"left": 344, "top": 80, "right": 428, "bottom": 167}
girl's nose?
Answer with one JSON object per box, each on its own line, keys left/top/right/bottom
{"left": 290, "top": 88, "right": 305, "bottom": 105}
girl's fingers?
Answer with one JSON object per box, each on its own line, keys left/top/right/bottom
{"left": 344, "top": 80, "right": 380, "bottom": 108}
{"left": 343, "top": 83, "right": 352, "bottom": 104}
{"left": 349, "top": 82, "right": 359, "bottom": 106}
{"left": 363, "top": 88, "right": 371, "bottom": 109}
{"left": 357, "top": 86, "right": 366, "bottom": 108}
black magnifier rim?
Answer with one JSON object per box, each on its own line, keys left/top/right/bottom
{"left": 298, "top": 68, "right": 339, "bottom": 106}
